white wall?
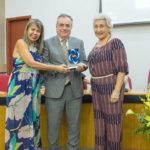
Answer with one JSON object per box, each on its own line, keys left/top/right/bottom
{"left": 113, "top": 25, "right": 150, "bottom": 90}
{"left": 5, "top": 0, "right": 150, "bottom": 90}
{"left": 0, "top": 0, "right": 5, "bottom": 64}
{"left": 5, "top": 0, "right": 99, "bottom": 49}
{"left": 102, "top": 0, "right": 150, "bottom": 24}
{"left": 102, "top": 0, "right": 150, "bottom": 90}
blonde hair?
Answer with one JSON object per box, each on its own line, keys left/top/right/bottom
{"left": 23, "top": 19, "right": 44, "bottom": 54}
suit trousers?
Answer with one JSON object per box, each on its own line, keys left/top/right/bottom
{"left": 45, "top": 84, "right": 82, "bottom": 150}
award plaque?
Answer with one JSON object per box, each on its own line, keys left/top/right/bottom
{"left": 68, "top": 49, "right": 80, "bottom": 65}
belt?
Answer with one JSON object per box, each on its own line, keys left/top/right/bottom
{"left": 91, "top": 74, "right": 114, "bottom": 79}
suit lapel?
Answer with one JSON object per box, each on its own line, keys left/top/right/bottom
{"left": 54, "top": 36, "right": 67, "bottom": 63}
{"left": 68, "top": 37, "right": 76, "bottom": 49}
{"left": 68, "top": 37, "right": 72, "bottom": 48}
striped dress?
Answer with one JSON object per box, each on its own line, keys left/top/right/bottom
{"left": 88, "top": 38, "right": 128, "bottom": 150}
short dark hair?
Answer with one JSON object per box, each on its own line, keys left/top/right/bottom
{"left": 57, "top": 13, "right": 73, "bottom": 23}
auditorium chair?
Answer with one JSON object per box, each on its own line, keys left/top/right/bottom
{"left": 0, "top": 74, "right": 10, "bottom": 92}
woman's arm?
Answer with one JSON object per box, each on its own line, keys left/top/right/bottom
{"left": 114, "top": 72, "right": 125, "bottom": 92}
{"left": 14, "top": 39, "right": 68, "bottom": 72}
{"left": 111, "top": 72, "right": 125, "bottom": 103}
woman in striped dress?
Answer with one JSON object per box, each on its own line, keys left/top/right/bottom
{"left": 88, "top": 14, "right": 128, "bottom": 150}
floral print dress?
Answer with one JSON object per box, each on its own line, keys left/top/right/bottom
{"left": 5, "top": 46, "right": 43, "bottom": 150}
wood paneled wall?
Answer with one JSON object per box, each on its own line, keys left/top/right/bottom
{"left": 1, "top": 103, "right": 150, "bottom": 150}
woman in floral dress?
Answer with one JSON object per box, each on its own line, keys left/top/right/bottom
{"left": 88, "top": 14, "right": 128, "bottom": 150}
{"left": 5, "top": 19, "right": 68, "bottom": 150}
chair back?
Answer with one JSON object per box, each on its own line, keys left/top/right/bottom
{"left": 0, "top": 75, "right": 10, "bottom": 92}
{"left": 127, "top": 75, "right": 132, "bottom": 90}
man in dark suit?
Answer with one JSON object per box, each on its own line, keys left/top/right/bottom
{"left": 43, "top": 14, "right": 87, "bottom": 150}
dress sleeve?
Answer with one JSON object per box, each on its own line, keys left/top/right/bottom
{"left": 112, "top": 38, "right": 128, "bottom": 75}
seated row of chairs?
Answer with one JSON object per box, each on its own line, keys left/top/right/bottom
{"left": 0, "top": 74, "right": 88, "bottom": 92}
{"left": 1, "top": 70, "right": 150, "bottom": 92}
{"left": 0, "top": 74, "right": 133, "bottom": 92}
{"left": 0, "top": 74, "right": 10, "bottom": 92}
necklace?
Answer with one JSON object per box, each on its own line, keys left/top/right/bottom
{"left": 96, "top": 35, "right": 111, "bottom": 48}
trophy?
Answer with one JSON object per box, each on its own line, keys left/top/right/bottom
{"left": 68, "top": 48, "right": 79, "bottom": 70}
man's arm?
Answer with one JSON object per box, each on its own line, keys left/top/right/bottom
{"left": 76, "top": 39, "right": 88, "bottom": 72}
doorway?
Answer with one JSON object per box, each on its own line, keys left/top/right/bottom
{"left": 6, "top": 15, "right": 31, "bottom": 74}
